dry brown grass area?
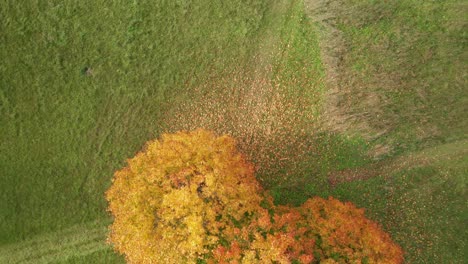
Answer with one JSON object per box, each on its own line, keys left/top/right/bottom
{"left": 305, "top": 0, "right": 378, "bottom": 137}
{"left": 306, "top": 0, "right": 467, "bottom": 159}
{"left": 307, "top": 0, "right": 406, "bottom": 152}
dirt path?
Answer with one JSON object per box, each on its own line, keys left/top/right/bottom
{"left": 328, "top": 139, "right": 468, "bottom": 187}
{"left": 0, "top": 221, "right": 110, "bottom": 263}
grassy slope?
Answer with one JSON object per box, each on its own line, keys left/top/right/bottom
{"left": 0, "top": 0, "right": 269, "bottom": 261}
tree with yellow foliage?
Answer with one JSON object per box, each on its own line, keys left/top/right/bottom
{"left": 106, "top": 129, "right": 403, "bottom": 263}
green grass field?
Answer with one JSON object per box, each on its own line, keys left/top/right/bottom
{"left": 1, "top": 0, "right": 466, "bottom": 263}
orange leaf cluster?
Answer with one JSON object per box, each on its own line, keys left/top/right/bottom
{"left": 299, "top": 197, "right": 404, "bottom": 263}
{"left": 106, "top": 129, "right": 403, "bottom": 263}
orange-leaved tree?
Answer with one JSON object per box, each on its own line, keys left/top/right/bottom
{"left": 106, "top": 129, "right": 403, "bottom": 263}
{"left": 299, "top": 197, "right": 404, "bottom": 263}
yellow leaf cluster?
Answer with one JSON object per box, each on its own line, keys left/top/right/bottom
{"left": 106, "top": 129, "right": 263, "bottom": 263}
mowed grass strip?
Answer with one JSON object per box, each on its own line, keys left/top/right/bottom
{"left": 54, "top": 248, "right": 125, "bottom": 264}
{"left": 0, "top": 0, "right": 270, "bottom": 245}
{"left": 0, "top": 221, "right": 113, "bottom": 264}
